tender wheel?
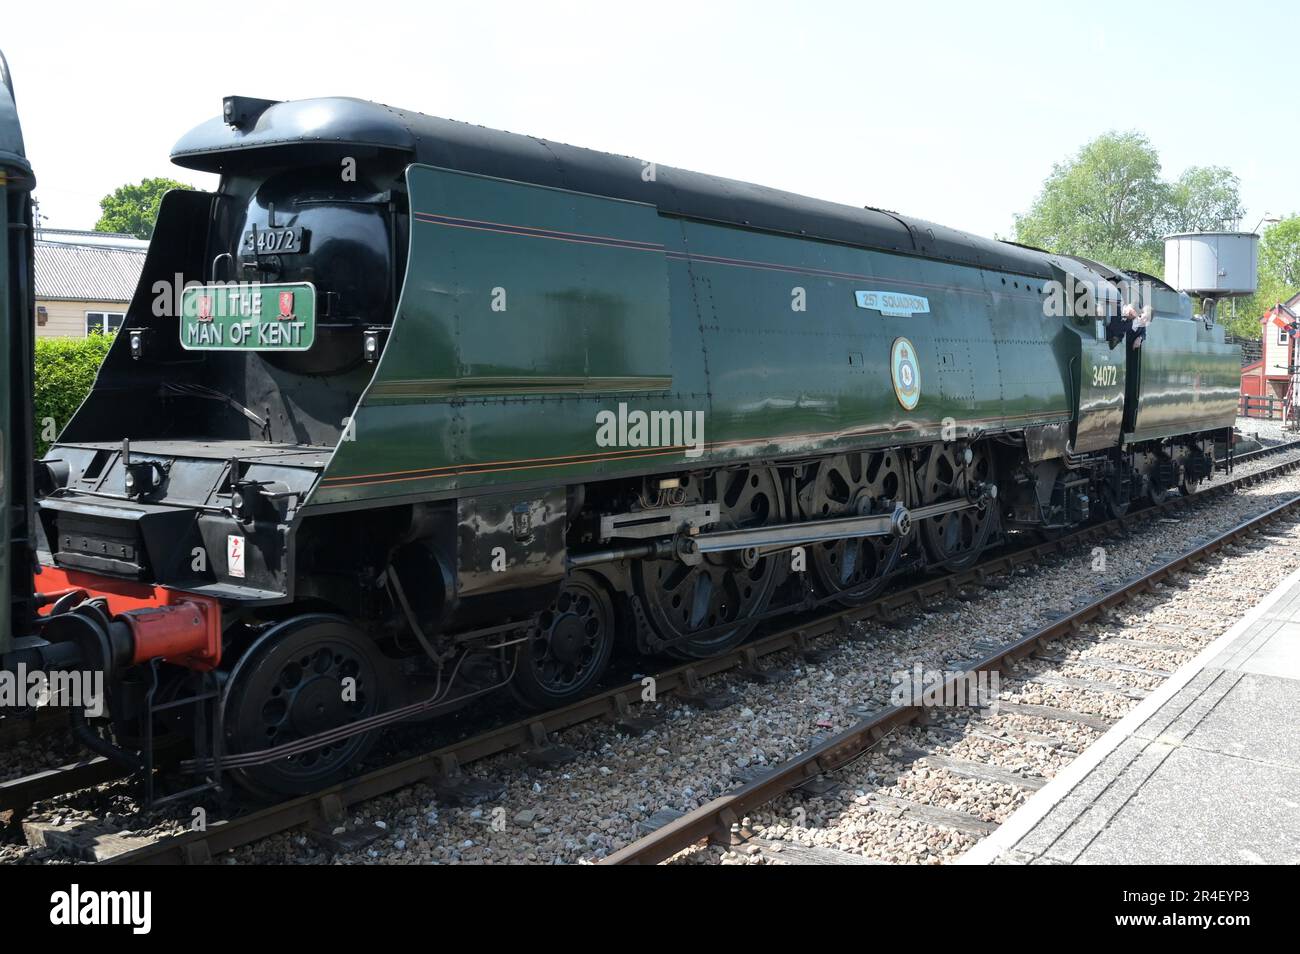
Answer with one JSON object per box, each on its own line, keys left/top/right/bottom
{"left": 1147, "top": 455, "right": 1173, "bottom": 505}
{"left": 1100, "top": 479, "right": 1131, "bottom": 519}
{"left": 798, "top": 451, "right": 907, "bottom": 605}
{"left": 1138, "top": 448, "right": 1203, "bottom": 504}
{"left": 511, "top": 572, "right": 615, "bottom": 708}
{"left": 222, "top": 615, "right": 388, "bottom": 798}
{"left": 1179, "top": 456, "right": 1205, "bottom": 497}
{"left": 634, "top": 466, "right": 782, "bottom": 658}
{"left": 917, "top": 442, "right": 995, "bottom": 571}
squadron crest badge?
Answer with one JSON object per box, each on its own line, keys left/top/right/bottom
{"left": 891, "top": 337, "right": 920, "bottom": 410}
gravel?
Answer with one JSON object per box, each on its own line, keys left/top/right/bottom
{"left": 1235, "top": 415, "right": 1296, "bottom": 445}
{"left": 704, "top": 500, "right": 1300, "bottom": 864}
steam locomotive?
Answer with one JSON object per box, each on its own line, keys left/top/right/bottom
{"left": 1, "top": 66, "right": 1239, "bottom": 796}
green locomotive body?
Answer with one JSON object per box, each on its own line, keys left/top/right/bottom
{"left": 6, "top": 94, "right": 1240, "bottom": 796}
{"left": 322, "top": 163, "right": 1076, "bottom": 507}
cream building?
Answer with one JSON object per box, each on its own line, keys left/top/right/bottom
{"left": 33, "top": 228, "right": 147, "bottom": 338}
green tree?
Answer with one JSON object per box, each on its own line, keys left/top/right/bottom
{"left": 1014, "top": 132, "right": 1246, "bottom": 276}
{"left": 94, "top": 177, "right": 193, "bottom": 239}
{"left": 1221, "top": 216, "right": 1300, "bottom": 339}
{"left": 1260, "top": 216, "right": 1300, "bottom": 287}
{"left": 1165, "top": 166, "right": 1246, "bottom": 235}
{"left": 1014, "top": 131, "right": 1169, "bottom": 273}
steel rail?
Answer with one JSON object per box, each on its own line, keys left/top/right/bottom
{"left": 0, "top": 757, "right": 121, "bottom": 818}
{"left": 97, "top": 449, "right": 1300, "bottom": 864}
{"left": 599, "top": 493, "right": 1300, "bottom": 865}
{"left": 1225, "top": 437, "right": 1300, "bottom": 467}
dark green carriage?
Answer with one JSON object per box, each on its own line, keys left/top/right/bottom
{"left": 0, "top": 51, "right": 34, "bottom": 656}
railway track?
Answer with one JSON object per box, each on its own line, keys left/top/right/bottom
{"left": 1218, "top": 437, "right": 1300, "bottom": 466}
{"left": 1, "top": 438, "right": 1298, "bottom": 862}
{"left": 602, "top": 495, "right": 1300, "bottom": 864}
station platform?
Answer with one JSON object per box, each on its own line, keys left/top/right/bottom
{"left": 961, "top": 565, "right": 1300, "bottom": 866}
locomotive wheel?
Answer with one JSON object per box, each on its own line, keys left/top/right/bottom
{"left": 917, "top": 443, "right": 995, "bottom": 572}
{"left": 511, "top": 572, "right": 616, "bottom": 708}
{"left": 798, "top": 451, "right": 907, "bottom": 605}
{"left": 634, "top": 466, "right": 782, "bottom": 658}
{"left": 222, "top": 615, "right": 388, "bottom": 798}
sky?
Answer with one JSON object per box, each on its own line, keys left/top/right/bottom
{"left": 6, "top": 0, "right": 1296, "bottom": 240}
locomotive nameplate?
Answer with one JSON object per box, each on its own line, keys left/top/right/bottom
{"left": 856, "top": 289, "right": 930, "bottom": 317}
{"left": 179, "top": 281, "right": 316, "bottom": 351}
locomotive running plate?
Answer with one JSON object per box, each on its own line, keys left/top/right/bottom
{"left": 179, "top": 281, "right": 316, "bottom": 351}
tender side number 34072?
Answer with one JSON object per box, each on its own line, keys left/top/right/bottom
{"left": 1092, "top": 363, "right": 1119, "bottom": 387}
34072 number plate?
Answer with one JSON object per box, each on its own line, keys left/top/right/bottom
{"left": 242, "top": 226, "right": 306, "bottom": 254}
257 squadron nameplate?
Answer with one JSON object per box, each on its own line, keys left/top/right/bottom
{"left": 855, "top": 289, "right": 930, "bottom": 317}
{"left": 180, "top": 282, "right": 316, "bottom": 351}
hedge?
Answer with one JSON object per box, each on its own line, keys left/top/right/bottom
{"left": 33, "top": 333, "right": 114, "bottom": 456}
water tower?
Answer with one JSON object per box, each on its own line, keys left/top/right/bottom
{"left": 1163, "top": 231, "right": 1259, "bottom": 324}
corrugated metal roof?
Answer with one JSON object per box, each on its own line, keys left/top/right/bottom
{"left": 36, "top": 227, "right": 148, "bottom": 249}
{"left": 34, "top": 239, "right": 146, "bottom": 302}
